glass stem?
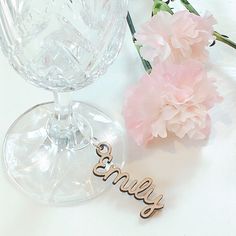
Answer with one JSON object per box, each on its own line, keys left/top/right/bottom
{"left": 47, "top": 92, "right": 76, "bottom": 149}
{"left": 53, "top": 92, "right": 73, "bottom": 121}
{"left": 47, "top": 92, "right": 92, "bottom": 150}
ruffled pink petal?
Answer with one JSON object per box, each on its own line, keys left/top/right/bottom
{"left": 135, "top": 10, "right": 216, "bottom": 64}
{"left": 123, "top": 61, "right": 222, "bottom": 145}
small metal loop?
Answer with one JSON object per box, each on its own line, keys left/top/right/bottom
{"left": 90, "top": 137, "right": 100, "bottom": 148}
{"left": 96, "top": 142, "right": 112, "bottom": 157}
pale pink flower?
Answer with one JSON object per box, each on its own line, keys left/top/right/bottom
{"left": 123, "top": 61, "right": 222, "bottom": 145}
{"left": 135, "top": 11, "right": 216, "bottom": 64}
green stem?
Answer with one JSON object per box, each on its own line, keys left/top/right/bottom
{"left": 179, "top": 0, "right": 236, "bottom": 50}
{"left": 213, "top": 32, "right": 236, "bottom": 49}
{"left": 126, "top": 12, "right": 152, "bottom": 74}
{"left": 179, "top": 0, "right": 199, "bottom": 15}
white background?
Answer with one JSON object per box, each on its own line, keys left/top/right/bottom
{"left": 1, "top": 0, "right": 236, "bottom": 235}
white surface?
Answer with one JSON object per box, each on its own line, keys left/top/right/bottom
{"left": 1, "top": 0, "right": 236, "bottom": 235}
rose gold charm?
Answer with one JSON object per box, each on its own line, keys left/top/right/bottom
{"left": 93, "top": 142, "right": 164, "bottom": 219}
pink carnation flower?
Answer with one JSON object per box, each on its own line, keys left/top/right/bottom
{"left": 135, "top": 11, "right": 216, "bottom": 64}
{"left": 123, "top": 61, "right": 222, "bottom": 145}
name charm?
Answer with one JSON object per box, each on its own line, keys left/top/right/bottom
{"left": 93, "top": 142, "right": 164, "bottom": 219}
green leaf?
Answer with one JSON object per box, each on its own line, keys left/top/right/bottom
{"left": 153, "top": 0, "right": 174, "bottom": 15}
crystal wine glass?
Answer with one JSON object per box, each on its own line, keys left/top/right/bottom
{"left": 0, "top": 0, "right": 128, "bottom": 205}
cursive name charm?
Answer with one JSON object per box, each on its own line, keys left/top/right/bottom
{"left": 93, "top": 142, "right": 164, "bottom": 219}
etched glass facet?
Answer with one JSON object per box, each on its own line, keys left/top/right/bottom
{"left": 0, "top": 0, "right": 127, "bottom": 91}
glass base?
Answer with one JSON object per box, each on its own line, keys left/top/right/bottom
{"left": 2, "top": 102, "right": 126, "bottom": 205}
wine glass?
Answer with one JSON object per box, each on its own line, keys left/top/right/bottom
{"left": 0, "top": 0, "right": 128, "bottom": 205}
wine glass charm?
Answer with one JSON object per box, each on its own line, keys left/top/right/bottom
{"left": 93, "top": 142, "right": 164, "bottom": 219}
